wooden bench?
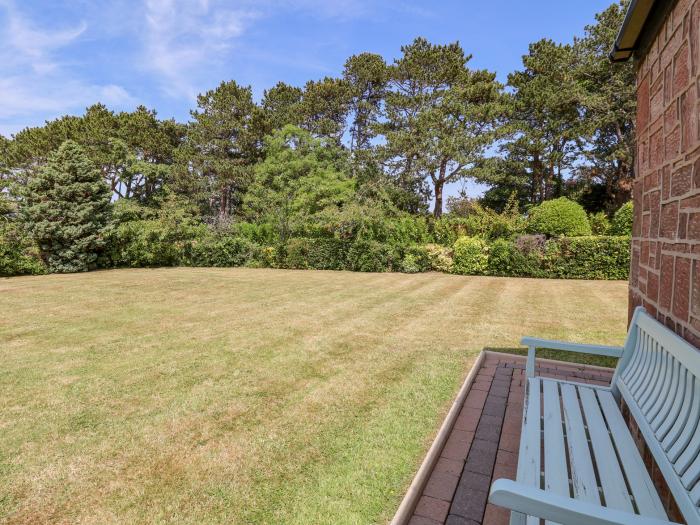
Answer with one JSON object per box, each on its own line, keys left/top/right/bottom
{"left": 489, "top": 307, "right": 700, "bottom": 525}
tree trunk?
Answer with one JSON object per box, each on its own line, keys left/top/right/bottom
{"left": 433, "top": 160, "right": 447, "bottom": 218}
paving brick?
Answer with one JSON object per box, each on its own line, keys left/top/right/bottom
{"left": 465, "top": 439, "right": 498, "bottom": 476}
{"left": 435, "top": 457, "right": 464, "bottom": 477}
{"left": 424, "top": 471, "right": 460, "bottom": 501}
{"left": 492, "top": 460, "right": 516, "bottom": 481}
{"left": 415, "top": 496, "right": 451, "bottom": 523}
{"left": 488, "top": 382, "right": 510, "bottom": 399}
{"left": 450, "top": 485, "right": 488, "bottom": 521}
{"left": 409, "top": 516, "right": 442, "bottom": 525}
{"left": 496, "top": 449, "right": 517, "bottom": 468}
{"left": 471, "top": 378, "right": 492, "bottom": 392}
{"left": 456, "top": 470, "right": 490, "bottom": 491}
{"left": 475, "top": 415, "right": 503, "bottom": 442}
{"left": 482, "top": 503, "right": 511, "bottom": 525}
{"left": 454, "top": 407, "right": 481, "bottom": 432}
{"left": 464, "top": 389, "right": 488, "bottom": 410}
{"left": 445, "top": 515, "right": 479, "bottom": 525}
{"left": 482, "top": 398, "right": 507, "bottom": 418}
{"left": 442, "top": 434, "right": 473, "bottom": 462}
{"left": 498, "top": 432, "right": 520, "bottom": 454}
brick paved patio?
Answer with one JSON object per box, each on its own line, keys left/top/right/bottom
{"left": 408, "top": 351, "right": 614, "bottom": 525}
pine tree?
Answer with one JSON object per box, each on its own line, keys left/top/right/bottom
{"left": 23, "top": 140, "right": 111, "bottom": 272}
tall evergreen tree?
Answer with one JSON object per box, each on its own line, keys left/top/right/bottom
{"left": 183, "top": 80, "right": 265, "bottom": 219}
{"left": 575, "top": 1, "right": 635, "bottom": 210}
{"left": 261, "top": 82, "right": 304, "bottom": 132}
{"left": 298, "top": 77, "right": 353, "bottom": 145}
{"left": 380, "top": 38, "right": 505, "bottom": 217}
{"left": 22, "top": 140, "right": 111, "bottom": 272}
{"left": 343, "top": 53, "right": 388, "bottom": 178}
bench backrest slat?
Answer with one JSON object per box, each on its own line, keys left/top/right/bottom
{"left": 615, "top": 307, "right": 700, "bottom": 525}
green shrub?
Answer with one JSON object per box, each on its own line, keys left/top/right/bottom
{"left": 432, "top": 217, "right": 469, "bottom": 246}
{"left": 588, "top": 212, "right": 610, "bottom": 235}
{"left": 192, "top": 235, "right": 260, "bottom": 267}
{"left": 424, "top": 244, "right": 453, "bottom": 273}
{"left": 452, "top": 236, "right": 488, "bottom": 275}
{"left": 285, "top": 237, "right": 350, "bottom": 270}
{"left": 610, "top": 202, "right": 633, "bottom": 236}
{"left": 0, "top": 224, "right": 45, "bottom": 277}
{"left": 400, "top": 254, "right": 422, "bottom": 273}
{"left": 433, "top": 202, "right": 525, "bottom": 245}
{"left": 386, "top": 216, "right": 431, "bottom": 246}
{"left": 251, "top": 246, "right": 280, "bottom": 268}
{"left": 399, "top": 244, "right": 430, "bottom": 273}
{"left": 105, "top": 208, "right": 207, "bottom": 268}
{"left": 347, "top": 239, "right": 398, "bottom": 272}
{"left": 527, "top": 197, "right": 592, "bottom": 237}
{"left": 547, "top": 236, "right": 630, "bottom": 280}
{"left": 232, "top": 221, "right": 277, "bottom": 244}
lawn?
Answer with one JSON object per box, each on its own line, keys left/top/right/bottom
{"left": 0, "top": 268, "right": 627, "bottom": 524}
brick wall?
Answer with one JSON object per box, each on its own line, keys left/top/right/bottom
{"left": 630, "top": 0, "right": 700, "bottom": 348}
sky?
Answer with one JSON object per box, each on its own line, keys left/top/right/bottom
{"left": 0, "top": 0, "right": 616, "bottom": 199}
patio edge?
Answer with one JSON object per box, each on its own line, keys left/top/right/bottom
{"left": 390, "top": 350, "right": 486, "bottom": 525}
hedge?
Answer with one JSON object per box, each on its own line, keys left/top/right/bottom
{"left": 285, "top": 237, "right": 350, "bottom": 270}
{"left": 1, "top": 222, "right": 629, "bottom": 280}
{"left": 546, "top": 236, "right": 630, "bottom": 280}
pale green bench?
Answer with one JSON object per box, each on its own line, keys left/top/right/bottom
{"left": 489, "top": 307, "right": 700, "bottom": 525}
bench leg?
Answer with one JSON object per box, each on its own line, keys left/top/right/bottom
{"left": 510, "top": 510, "right": 526, "bottom": 525}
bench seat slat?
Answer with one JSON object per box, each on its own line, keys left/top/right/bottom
{"left": 628, "top": 333, "right": 653, "bottom": 395}
{"left": 667, "top": 377, "right": 700, "bottom": 462}
{"left": 636, "top": 344, "right": 660, "bottom": 406}
{"left": 578, "top": 387, "right": 635, "bottom": 513}
{"left": 660, "top": 372, "right": 694, "bottom": 449}
{"left": 677, "top": 417, "right": 700, "bottom": 478}
{"left": 560, "top": 383, "right": 600, "bottom": 504}
{"left": 650, "top": 359, "right": 681, "bottom": 431}
{"left": 515, "top": 378, "right": 542, "bottom": 525}
{"left": 691, "top": 482, "right": 700, "bottom": 507}
{"left": 644, "top": 353, "right": 673, "bottom": 419}
{"left": 543, "top": 380, "right": 568, "bottom": 497}
{"left": 597, "top": 389, "right": 667, "bottom": 519}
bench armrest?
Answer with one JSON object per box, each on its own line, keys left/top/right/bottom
{"left": 520, "top": 336, "right": 624, "bottom": 378}
{"left": 490, "top": 479, "right": 679, "bottom": 525}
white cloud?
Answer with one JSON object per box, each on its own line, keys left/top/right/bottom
{"left": 0, "top": 0, "right": 135, "bottom": 136}
{"left": 143, "top": 0, "right": 256, "bottom": 99}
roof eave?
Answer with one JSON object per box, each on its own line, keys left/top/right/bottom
{"left": 609, "top": 0, "right": 657, "bottom": 62}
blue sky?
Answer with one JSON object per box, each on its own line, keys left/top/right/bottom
{"left": 0, "top": 0, "right": 616, "bottom": 197}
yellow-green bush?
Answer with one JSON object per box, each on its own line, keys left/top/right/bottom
{"left": 452, "top": 236, "right": 489, "bottom": 275}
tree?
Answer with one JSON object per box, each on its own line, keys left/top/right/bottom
{"left": 261, "top": 82, "right": 303, "bottom": 132}
{"left": 298, "top": 77, "right": 353, "bottom": 145}
{"left": 22, "top": 140, "right": 111, "bottom": 272}
{"left": 110, "top": 106, "right": 184, "bottom": 201}
{"left": 244, "top": 126, "right": 354, "bottom": 242}
{"left": 5, "top": 104, "right": 182, "bottom": 203}
{"left": 575, "top": 1, "right": 635, "bottom": 210}
{"left": 183, "top": 80, "right": 265, "bottom": 219}
{"left": 343, "top": 53, "right": 388, "bottom": 178}
{"left": 499, "top": 40, "right": 583, "bottom": 206}
{"left": 380, "top": 38, "right": 505, "bottom": 217}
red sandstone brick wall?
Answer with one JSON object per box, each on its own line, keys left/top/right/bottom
{"left": 631, "top": 0, "right": 700, "bottom": 348}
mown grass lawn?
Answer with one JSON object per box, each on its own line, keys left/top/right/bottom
{"left": 0, "top": 268, "right": 627, "bottom": 524}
